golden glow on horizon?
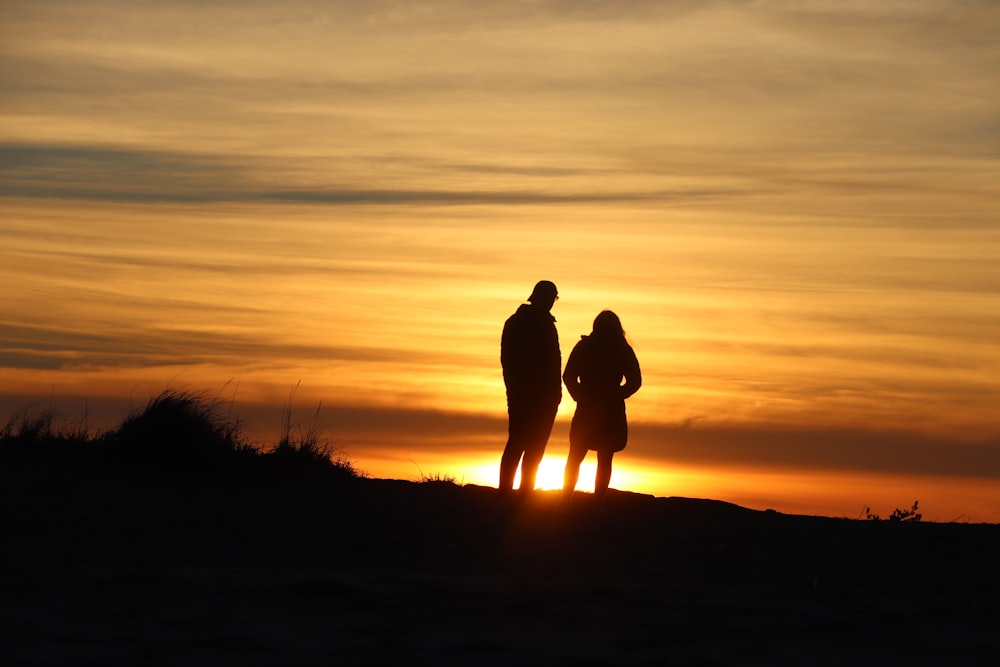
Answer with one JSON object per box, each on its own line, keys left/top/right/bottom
{"left": 355, "top": 451, "right": 1000, "bottom": 524}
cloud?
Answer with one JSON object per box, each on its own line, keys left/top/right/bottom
{"left": 4, "top": 2, "right": 997, "bottom": 215}
{"left": 262, "top": 187, "right": 732, "bottom": 206}
{"left": 0, "top": 143, "right": 250, "bottom": 202}
{"left": 0, "top": 142, "right": 747, "bottom": 205}
{"left": 627, "top": 421, "right": 1000, "bottom": 479}
{"left": 0, "top": 320, "right": 488, "bottom": 378}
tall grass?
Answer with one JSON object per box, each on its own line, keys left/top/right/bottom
{"left": 1, "top": 406, "right": 92, "bottom": 458}
{"left": 265, "top": 382, "right": 362, "bottom": 480}
{"left": 0, "top": 388, "right": 361, "bottom": 483}
{"left": 101, "top": 390, "right": 255, "bottom": 470}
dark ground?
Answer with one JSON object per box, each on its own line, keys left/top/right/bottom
{"left": 3, "top": 461, "right": 1000, "bottom": 666}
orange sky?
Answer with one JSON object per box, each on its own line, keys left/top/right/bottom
{"left": 2, "top": 2, "right": 999, "bottom": 521}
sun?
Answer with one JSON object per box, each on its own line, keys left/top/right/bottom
{"left": 532, "top": 456, "right": 652, "bottom": 494}
{"left": 458, "top": 454, "right": 620, "bottom": 493}
{"left": 529, "top": 456, "right": 597, "bottom": 492}
{"left": 529, "top": 458, "right": 566, "bottom": 490}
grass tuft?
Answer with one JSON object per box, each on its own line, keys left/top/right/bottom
{"left": 99, "top": 389, "right": 255, "bottom": 472}
{"left": 267, "top": 382, "right": 364, "bottom": 481}
{"left": 1, "top": 386, "right": 362, "bottom": 484}
{"left": 0, "top": 406, "right": 93, "bottom": 460}
{"left": 409, "top": 459, "right": 461, "bottom": 486}
{"left": 420, "top": 471, "right": 460, "bottom": 485}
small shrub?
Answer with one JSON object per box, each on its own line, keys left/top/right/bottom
{"left": 420, "top": 471, "right": 460, "bottom": 485}
{"left": 864, "top": 500, "right": 922, "bottom": 523}
{"left": 889, "top": 501, "right": 922, "bottom": 523}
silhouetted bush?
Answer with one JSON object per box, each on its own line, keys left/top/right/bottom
{"left": 98, "top": 390, "right": 255, "bottom": 473}
{"left": 864, "top": 501, "right": 922, "bottom": 523}
{"left": 1, "top": 388, "right": 361, "bottom": 484}
{"left": 889, "top": 501, "right": 922, "bottom": 522}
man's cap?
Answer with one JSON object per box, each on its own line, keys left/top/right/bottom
{"left": 527, "top": 280, "right": 558, "bottom": 302}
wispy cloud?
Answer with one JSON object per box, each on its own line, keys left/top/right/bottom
{"left": 629, "top": 421, "right": 1000, "bottom": 479}
{"left": 0, "top": 142, "right": 748, "bottom": 204}
{"left": 0, "top": 143, "right": 249, "bottom": 202}
{"left": 0, "top": 320, "right": 481, "bottom": 373}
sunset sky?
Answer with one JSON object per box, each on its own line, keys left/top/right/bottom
{"left": 3, "top": 1, "right": 999, "bottom": 521}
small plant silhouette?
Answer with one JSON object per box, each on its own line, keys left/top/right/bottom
{"left": 864, "top": 501, "right": 922, "bottom": 523}
{"left": 409, "top": 458, "right": 461, "bottom": 485}
{"left": 421, "top": 471, "right": 460, "bottom": 484}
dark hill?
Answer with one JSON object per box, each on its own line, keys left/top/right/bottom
{"left": 3, "top": 460, "right": 1000, "bottom": 666}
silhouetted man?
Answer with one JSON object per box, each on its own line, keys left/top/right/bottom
{"left": 499, "top": 280, "right": 562, "bottom": 496}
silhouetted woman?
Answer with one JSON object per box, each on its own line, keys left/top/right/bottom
{"left": 563, "top": 310, "right": 641, "bottom": 502}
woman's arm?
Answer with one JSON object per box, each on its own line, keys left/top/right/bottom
{"left": 620, "top": 346, "right": 642, "bottom": 400}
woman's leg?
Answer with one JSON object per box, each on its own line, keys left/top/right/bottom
{"left": 595, "top": 450, "right": 614, "bottom": 500}
{"left": 563, "top": 443, "right": 588, "bottom": 501}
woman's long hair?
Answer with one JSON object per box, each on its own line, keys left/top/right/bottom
{"left": 591, "top": 310, "right": 627, "bottom": 345}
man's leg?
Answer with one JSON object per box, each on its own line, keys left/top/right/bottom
{"left": 519, "top": 402, "right": 558, "bottom": 493}
{"left": 499, "top": 439, "right": 523, "bottom": 494}
{"left": 520, "top": 445, "right": 544, "bottom": 493}
{"left": 499, "top": 400, "right": 529, "bottom": 494}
